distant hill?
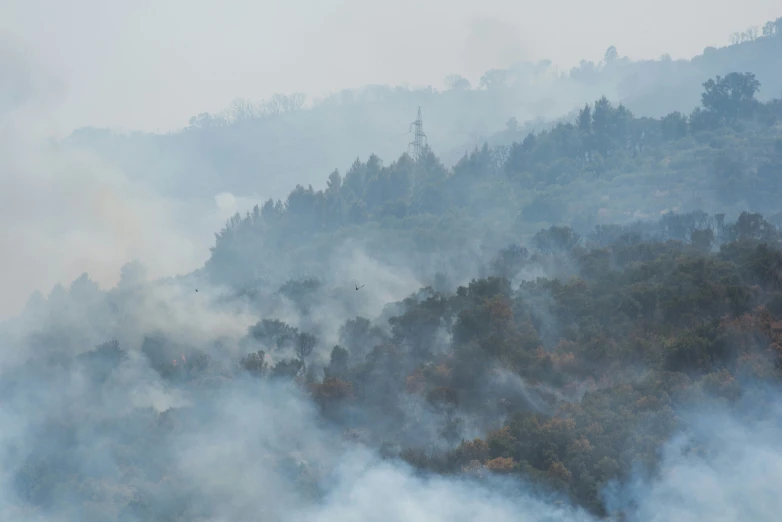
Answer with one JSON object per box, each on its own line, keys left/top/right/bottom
{"left": 65, "top": 18, "right": 782, "bottom": 204}
{"left": 483, "top": 24, "right": 782, "bottom": 149}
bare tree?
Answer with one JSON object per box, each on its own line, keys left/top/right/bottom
{"left": 223, "top": 97, "right": 258, "bottom": 122}
{"left": 258, "top": 93, "right": 306, "bottom": 117}
{"left": 261, "top": 95, "right": 282, "bottom": 117}
{"left": 285, "top": 92, "right": 307, "bottom": 112}
{"left": 762, "top": 18, "right": 780, "bottom": 37}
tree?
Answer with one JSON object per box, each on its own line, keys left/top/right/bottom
{"left": 589, "top": 224, "right": 627, "bottom": 248}
{"left": 691, "top": 228, "right": 715, "bottom": 253}
{"left": 479, "top": 69, "right": 511, "bottom": 90}
{"left": 591, "top": 96, "right": 614, "bottom": 154}
{"left": 261, "top": 92, "right": 307, "bottom": 115}
{"left": 118, "top": 260, "right": 147, "bottom": 288}
{"left": 285, "top": 185, "right": 321, "bottom": 233}
{"left": 427, "top": 387, "right": 463, "bottom": 445}
{"left": 271, "top": 358, "right": 304, "bottom": 379}
{"left": 445, "top": 74, "right": 471, "bottom": 91}
{"left": 248, "top": 319, "right": 298, "bottom": 350}
{"left": 762, "top": 18, "right": 781, "bottom": 37}
{"left": 188, "top": 112, "right": 226, "bottom": 129}
{"left": 532, "top": 226, "right": 581, "bottom": 254}
{"left": 311, "top": 377, "right": 354, "bottom": 413}
{"left": 224, "top": 97, "right": 258, "bottom": 121}
{"left": 285, "top": 92, "right": 307, "bottom": 112}
{"left": 241, "top": 350, "right": 268, "bottom": 377}
{"left": 726, "top": 211, "right": 777, "bottom": 242}
{"left": 660, "top": 111, "right": 688, "bottom": 140}
{"left": 325, "top": 345, "right": 349, "bottom": 379}
{"left": 659, "top": 210, "right": 712, "bottom": 242}
{"left": 389, "top": 293, "right": 448, "bottom": 362}
{"left": 689, "top": 106, "right": 720, "bottom": 132}
{"left": 521, "top": 196, "right": 565, "bottom": 224}
{"left": 326, "top": 170, "right": 342, "bottom": 192}
{"left": 700, "top": 72, "right": 761, "bottom": 123}
{"left": 339, "top": 316, "right": 386, "bottom": 358}
{"left": 295, "top": 332, "right": 318, "bottom": 367}
{"left": 604, "top": 46, "right": 618, "bottom": 64}
{"left": 576, "top": 104, "right": 592, "bottom": 134}
{"left": 490, "top": 244, "right": 529, "bottom": 280}
{"left": 261, "top": 198, "right": 284, "bottom": 222}
{"left": 279, "top": 278, "right": 322, "bottom": 315}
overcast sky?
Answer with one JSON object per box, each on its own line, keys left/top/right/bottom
{"left": 3, "top": 0, "right": 780, "bottom": 135}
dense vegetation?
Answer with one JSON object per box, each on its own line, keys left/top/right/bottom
{"left": 207, "top": 71, "right": 782, "bottom": 287}
{"left": 5, "top": 26, "right": 782, "bottom": 518}
{"left": 233, "top": 209, "right": 782, "bottom": 514}
{"left": 9, "top": 208, "right": 782, "bottom": 519}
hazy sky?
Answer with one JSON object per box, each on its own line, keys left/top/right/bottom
{"left": 3, "top": 0, "right": 780, "bottom": 135}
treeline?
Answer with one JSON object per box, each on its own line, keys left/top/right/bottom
{"left": 207, "top": 72, "right": 782, "bottom": 287}
{"left": 66, "top": 22, "right": 782, "bottom": 206}
{"left": 192, "top": 17, "right": 782, "bottom": 130}
{"left": 507, "top": 72, "right": 779, "bottom": 186}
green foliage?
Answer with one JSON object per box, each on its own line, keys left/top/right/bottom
{"left": 241, "top": 350, "right": 268, "bottom": 376}
{"left": 300, "top": 213, "right": 780, "bottom": 515}
{"left": 295, "top": 332, "right": 318, "bottom": 364}
{"left": 247, "top": 319, "right": 298, "bottom": 350}
{"left": 325, "top": 345, "right": 350, "bottom": 379}
{"left": 490, "top": 244, "right": 530, "bottom": 280}
{"left": 207, "top": 70, "right": 782, "bottom": 288}
{"left": 532, "top": 226, "right": 581, "bottom": 254}
{"left": 271, "top": 358, "right": 305, "bottom": 379}
{"left": 14, "top": 201, "right": 782, "bottom": 522}
{"left": 660, "top": 111, "right": 688, "bottom": 140}
{"left": 701, "top": 72, "right": 761, "bottom": 124}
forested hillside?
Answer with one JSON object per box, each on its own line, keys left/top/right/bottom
{"left": 3, "top": 22, "right": 782, "bottom": 521}
{"left": 65, "top": 19, "right": 782, "bottom": 202}
{"left": 206, "top": 71, "right": 782, "bottom": 289}
{"left": 6, "top": 206, "right": 782, "bottom": 520}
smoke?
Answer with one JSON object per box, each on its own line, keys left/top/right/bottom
{"left": 0, "top": 299, "right": 597, "bottom": 522}
{"left": 328, "top": 242, "right": 424, "bottom": 317}
{"left": 602, "top": 391, "right": 782, "bottom": 521}
{"left": 461, "top": 17, "right": 530, "bottom": 81}
{"left": 0, "top": 41, "right": 255, "bottom": 320}
{"left": 3, "top": 251, "right": 782, "bottom": 521}
{"left": 3, "top": 9, "right": 782, "bottom": 519}
{"left": 298, "top": 454, "right": 595, "bottom": 522}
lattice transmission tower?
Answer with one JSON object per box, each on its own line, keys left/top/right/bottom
{"left": 407, "top": 107, "right": 428, "bottom": 212}
{"left": 407, "top": 107, "right": 428, "bottom": 161}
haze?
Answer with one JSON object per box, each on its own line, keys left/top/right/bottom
{"left": 3, "top": 0, "right": 778, "bottom": 134}
{"left": 2, "top": 5, "right": 782, "bottom": 520}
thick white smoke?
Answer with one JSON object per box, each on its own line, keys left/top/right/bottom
{"left": 2, "top": 274, "right": 781, "bottom": 521}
